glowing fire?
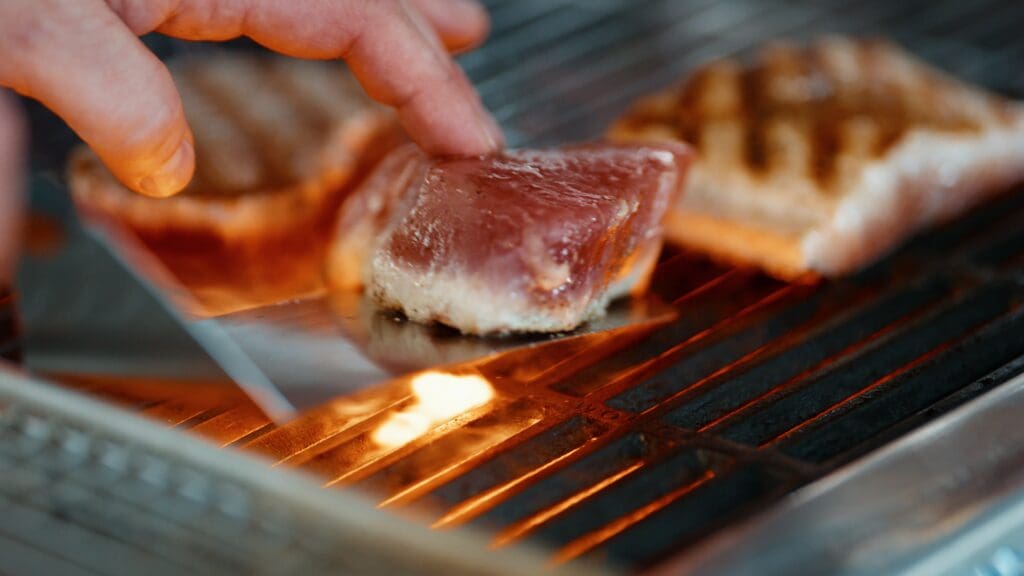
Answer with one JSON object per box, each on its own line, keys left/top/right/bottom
{"left": 372, "top": 371, "right": 495, "bottom": 448}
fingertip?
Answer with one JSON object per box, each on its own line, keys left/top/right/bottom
{"left": 421, "top": 60, "right": 504, "bottom": 155}
{"left": 396, "top": 65, "right": 504, "bottom": 156}
{"left": 5, "top": 0, "right": 196, "bottom": 199}
{"left": 480, "top": 109, "right": 504, "bottom": 150}
{"left": 398, "top": 95, "right": 503, "bottom": 157}
{"left": 136, "top": 136, "right": 195, "bottom": 198}
{"left": 447, "top": 0, "right": 490, "bottom": 53}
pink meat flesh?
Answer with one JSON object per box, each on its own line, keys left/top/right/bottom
{"left": 327, "top": 142, "right": 690, "bottom": 334}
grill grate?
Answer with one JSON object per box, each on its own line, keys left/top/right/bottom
{"left": 94, "top": 190, "right": 1024, "bottom": 573}
{"left": 17, "top": 0, "right": 1024, "bottom": 573}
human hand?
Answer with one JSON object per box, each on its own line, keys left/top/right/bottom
{"left": 0, "top": 0, "right": 501, "bottom": 199}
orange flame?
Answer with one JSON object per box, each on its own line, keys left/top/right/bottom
{"left": 372, "top": 371, "right": 495, "bottom": 449}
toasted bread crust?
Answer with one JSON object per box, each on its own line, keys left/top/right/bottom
{"left": 664, "top": 210, "right": 807, "bottom": 279}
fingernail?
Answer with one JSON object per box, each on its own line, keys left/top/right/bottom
{"left": 469, "top": 89, "right": 503, "bottom": 151}
{"left": 453, "top": 0, "right": 489, "bottom": 23}
{"left": 139, "top": 139, "right": 194, "bottom": 198}
{"left": 456, "top": 67, "right": 503, "bottom": 152}
{"left": 478, "top": 110, "right": 504, "bottom": 151}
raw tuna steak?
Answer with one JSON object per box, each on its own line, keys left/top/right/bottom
{"left": 327, "top": 142, "right": 690, "bottom": 334}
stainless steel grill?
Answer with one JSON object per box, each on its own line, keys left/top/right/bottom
{"left": 7, "top": 0, "right": 1024, "bottom": 574}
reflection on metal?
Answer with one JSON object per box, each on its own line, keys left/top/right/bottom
{"left": 213, "top": 291, "right": 674, "bottom": 412}
{"left": 372, "top": 372, "right": 496, "bottom": 449}
{"left": 16, "top": 177, "right": 293, "bottom": 420}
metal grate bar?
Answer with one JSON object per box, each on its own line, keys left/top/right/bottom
{"left": 189, "top": 405, "right": 271, "bottom": 447}
{"left": 423, "top": 414, "right": 599, "bottom": 507}
{"left": 358, "top": 399, "right": 546, "bottom": 502}
{"left": 521, "top": 447, "right": 719, "bottom": 549}
{"left": 475, "top": 0, "right": 721, "bottom": 107}
{"left": 472, "top": 431, "right": 656, "bottom": 534}
{"left": 479, "top": 0, "right": 566, "bottom": 39}
{"left": 826, "top": 350, "right": 1024, "bottom": 469}
{"left": 818, "top": 0, "right": 935, "bottom": 33}
{"left": 893, "top": 0, "right": 991, "bottom": 38}
{"left": 521, "top": 4, "right": 841, "bottom": 144}
{"left": 491, "top": 1, "right": 760, "bottom": 122}
{"left": 466, "top": 2, "right": 646, "bottom": 86}
{"left": 773, "top": 305, "right": 1024, "bottom": 463}
{"left": 550, "top": 273, "right": 792, "bottom": 398}
{"left": 652, "top": 276, "right": 956, "bottom": 428}
{"left": 241, "top": 384, "right": 410, "bottom": 465}
{"left": 919, "top": 0, "right": 1018, "bottom": 39}
{"left": 711, "top": 279, "right": 1020, "bottom": 446}
{"left": 581, "top": 463, "right": 790, "bottom": 568}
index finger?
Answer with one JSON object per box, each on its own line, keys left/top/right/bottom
{"left": 118, "top": 0, "right": 503, "bottom": 156}
{"left": 345, "top": 0, "right": 504, "bottom": 155}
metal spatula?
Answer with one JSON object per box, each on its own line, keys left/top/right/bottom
{"left": 16, "top": 175, "right": 294, "bottom": 419}
{"left": 16, "top": 176, "right": 676, "bottom": 420}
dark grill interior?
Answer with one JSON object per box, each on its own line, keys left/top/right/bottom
{"left": 0, "top": 291, "right": 17, "bottom": 363}
{"left": 9, "top": 0, "right": 1024, "bottom": 573}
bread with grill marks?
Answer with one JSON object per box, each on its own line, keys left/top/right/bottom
{"left": 609, "top": 37, "right": 1024, "bottom": 278}
{"left": 68, "top": 52, "right": 399, "bottom": 245}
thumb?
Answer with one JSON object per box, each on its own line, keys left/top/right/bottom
{"left": 0, "top": 0, "right": 194, "bottom": 198}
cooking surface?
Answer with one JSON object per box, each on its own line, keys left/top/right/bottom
{"left": 75, "top": 198, "right": 1024, "bottom": 570}
{"left": 9, "top": 0, "right": 1024, "bottom": 574}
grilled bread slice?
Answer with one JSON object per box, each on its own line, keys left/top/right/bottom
{"left": 68, "top": 52, "right": 398, "bottom": 247}
{"left": 68, "top": 52, "right": 401, "bottom": 316}
{"left": 609, "top": 38, "right": 1024, "bottom": 278}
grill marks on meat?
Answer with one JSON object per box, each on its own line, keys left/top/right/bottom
{"left": 327, "top": 143, "right": 690, "bottom": 335}
{"left": 610, "top": 37, "right": 1024, "bottom": 278}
